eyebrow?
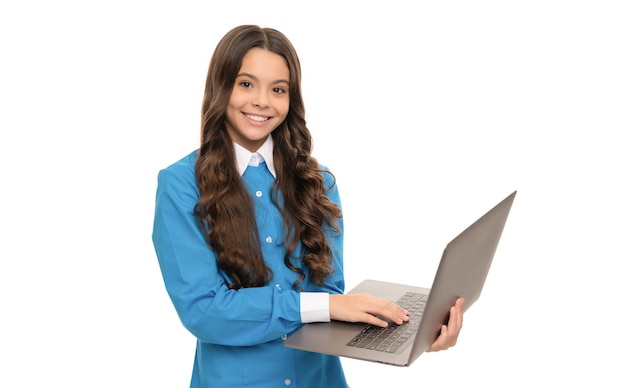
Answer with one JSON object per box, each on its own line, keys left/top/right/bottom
{"left": 237, "top": 72, "right": 290, "bottom": 85}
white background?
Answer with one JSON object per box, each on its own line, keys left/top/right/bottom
{"left": 1, "top": 1, "right": 624, "bottom": 387}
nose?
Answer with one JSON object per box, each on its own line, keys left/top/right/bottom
{"left": 252, "top": 91, "right": 270, "bottom": 108}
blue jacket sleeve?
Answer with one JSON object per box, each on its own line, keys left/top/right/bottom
{"left": 151, "top": 156, "right": 344, "bottom": 347}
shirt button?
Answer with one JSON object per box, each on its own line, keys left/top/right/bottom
{"left": 284, "top": 378, "right": 292, "bottom": 386}
{"left": 255, "top": 190, "right": 262, "bottom": 197}
{"left": 265, "top": 236, "right": 273, "bottom": 243}
{"left": 281, "top": 334, "right": 288, "bottom": 341}
{"left": 250, "top": 155, "right": 257, "bottom": 164}
{"left": 275, "top": 283, "right": 282, "bottom": 290}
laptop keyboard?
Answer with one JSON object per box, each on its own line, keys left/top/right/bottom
{"left": 346, "top": 291, "right": 428, "bottom": 354}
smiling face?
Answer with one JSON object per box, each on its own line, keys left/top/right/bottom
{"left": 225, "top": 47, "right": 290, "bottom": 152}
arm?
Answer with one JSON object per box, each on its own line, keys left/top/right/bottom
{"left": 152, "top": 161, "right": 305, "bottom": 346}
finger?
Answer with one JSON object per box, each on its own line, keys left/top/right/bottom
{"left": 363, "top": 298, "right": 409, "bottom": 326}
{"left": 365, "top": 306, "right": 408, "bottom": 327}
{"left": 361, "top": 313, "right": 391, "bottom": 328}
{"left": 426, "top": 324, "right": 449, "bottom": 352}
{"left": 447, "top": 301, "right": 464, "bottom": 333}
{"left": 380, "top": 304, "right": 410, "bottom": 325}
{"left": 447, "top": 305, "right": 459, "bottom": 331}
{"left": 456, "top": 298, "right": 465, "bottom": 325}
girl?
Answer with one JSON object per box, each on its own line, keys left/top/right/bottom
{"left": 152, "top": 24, "right": 463, "bottom": 388}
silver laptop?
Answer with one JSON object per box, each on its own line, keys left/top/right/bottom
{"left": 284, "top": 191, "right": 516, "bottom": 367}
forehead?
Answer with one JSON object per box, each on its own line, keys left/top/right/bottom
{"left": 239, "top": 48, "right": 289, "bottom": 80}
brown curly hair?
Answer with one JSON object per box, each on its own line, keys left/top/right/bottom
{"left": 194, "top": 25, "right": 342, "bottom": 290}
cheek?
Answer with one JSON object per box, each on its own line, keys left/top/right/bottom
{"left": 228, "top": 90, "right": 245, "bottom": 109}
{"left": 276, "top": 100, "right": 290, "bottom": 117}
{"left": 224, "top": 103, "right": 237, "bottom": 122}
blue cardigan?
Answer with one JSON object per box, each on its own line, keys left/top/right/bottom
{"left": 152, "top": 150, "right": 349, "bottom": 388}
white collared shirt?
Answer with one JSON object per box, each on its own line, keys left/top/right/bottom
{"left": 233, "top": 136, "right": 276, "bottom": 178}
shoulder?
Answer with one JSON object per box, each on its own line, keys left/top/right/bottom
{"left": 317, "top": 163, "right": 338, "bottom": 189}
{"left": 156, "top": 150, "right": 199, "bottom": 190}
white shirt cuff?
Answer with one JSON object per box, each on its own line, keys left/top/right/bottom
{"left": 300, "top": 292, "right": 330, "bottom": 323}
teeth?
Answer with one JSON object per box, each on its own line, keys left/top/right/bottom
{"left": 246, "top": 114, "right": 269, "bottom": 122}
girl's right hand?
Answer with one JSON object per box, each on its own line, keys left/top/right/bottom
{"left": 329, "top": 293, "right": 410, "bottom": 327}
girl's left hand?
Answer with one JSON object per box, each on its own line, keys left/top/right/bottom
{"left": 426, "top": 297, "right": 464, "bottom": 352}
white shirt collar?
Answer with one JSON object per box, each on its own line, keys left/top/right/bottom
{"left": 233, "top": 136, "right": 276, "bottom": 178}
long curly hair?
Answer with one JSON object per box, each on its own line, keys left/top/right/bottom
{"left": 194, "top": 25, "right": 342, "bottom": 290}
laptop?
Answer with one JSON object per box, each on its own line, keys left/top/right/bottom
{"left": 284, "top": 190, "right": 516, "bottom": 366}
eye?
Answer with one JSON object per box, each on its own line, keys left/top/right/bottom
{"left": 273, "top": 87, "right": 287, "bottom": 94}
{"left": 239, "top": 81, "right": 252, "bottom": 88}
